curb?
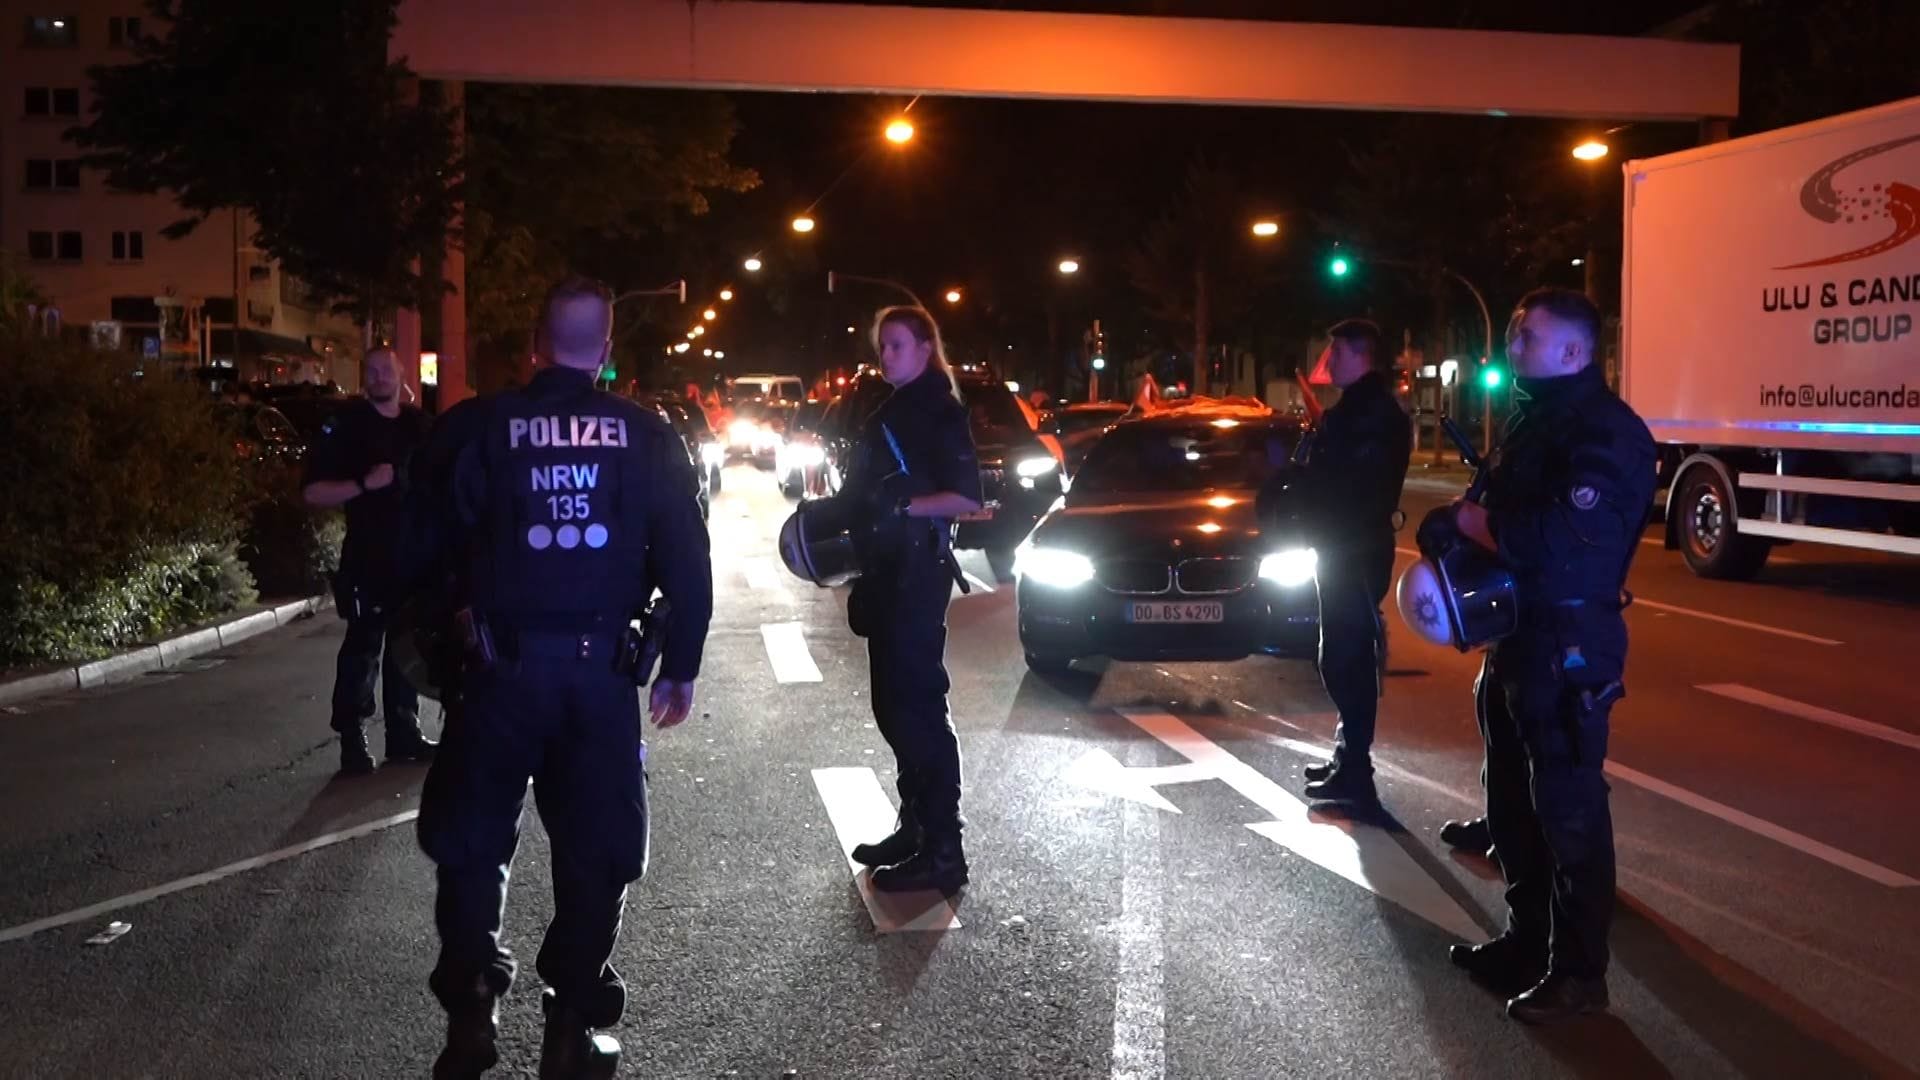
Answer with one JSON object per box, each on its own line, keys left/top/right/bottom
{"left": 0, "top": 595, "right": 329, "bottom": 709}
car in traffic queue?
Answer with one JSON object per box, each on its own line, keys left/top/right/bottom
{"left": 951, "top": 370, "right": 1064, "bottom": 568}
{"left": 776, "top": 398, "right": 836, "bottom": 498}
{"left": 1039, "top": 401, "right": 1133, "bottom": 476}
{"left": 642, "top": 394, "right": 715, "bottom": 520}
{"left": 1013, "top": 409, "right": 1318, "bottom": 674}
{"left": 724, "top": 397, "right": 794, "bottom": 464}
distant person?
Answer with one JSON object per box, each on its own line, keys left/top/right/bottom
{"left": 1282, "top": 320, "right": 1412, "bottom": 805}
{"left": 1427, "top": 288, "right": 1655, "bottom": 1024}
{"left": 302, "top": 347, "right": 434, "bottom": 775}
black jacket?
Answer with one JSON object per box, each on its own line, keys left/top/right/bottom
{"left": 1483, "top": 364, "right": 1657, "bottom": 673}
{"left": 1293, "top": 371, "right": 1412, "bottom": 564}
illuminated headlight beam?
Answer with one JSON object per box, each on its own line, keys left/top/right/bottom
{"left": 1013, "top": 541, "right": 1095, "bottom": 588}
{"left": 1259, "top": 548, "right": 1318, "bottom": 587}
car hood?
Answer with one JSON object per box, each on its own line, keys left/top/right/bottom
{"left": 1028, "top": 490, "right": 1270, "bottom": 561}
{"left": 974, "top": 426, "right": 1049, "bottom": 468}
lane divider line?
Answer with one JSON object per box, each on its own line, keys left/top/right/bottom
{"left": 0, "top": 810, "right": 419, "bottom": 945}
{"left": 1698, "top": 683, "right": 1920, "bottom": 753}
{"left": 760, "top": 622, "right": 824, "bottom": 684}
{"left": 810, "top": 767, "right": 961, "bottom": 933}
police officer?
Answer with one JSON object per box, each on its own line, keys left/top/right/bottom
{"left": 827, "top": 306, "right": 983, "bottom": 895}
{"left": 1431, "top": 288, "right": 1655, "bottom": 1024}
{"left": 302, "top": 347, "right": 435, "bottom": 775}
{"left": 1288, "top": 319, "right": 1411, "bottom": 805}
{"left": 416, "top": 277, "right": 713, "bottom": 1078}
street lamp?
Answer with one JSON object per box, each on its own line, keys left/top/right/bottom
{"left": 743, "top": 257, "right": 763, "bottom": 273}
{"left": 846, "top": 325, "right": 858, "bottom": 334}
{"left": 702, "top": 348, "right": 712, "bottom": 357}
{"left": 792, "top": 216, "right": 816, "bottom": 234}
{"left": 675, "top": 342, "right": 691, "bottom": 353}
{"left": 1251, "top": 220, "right": 1280, "bottom": 238}
{"left": 1572, "top": 139, "right": 1610, "bottom": 162}
{"left": 714, "top": 350, "right": 725, "bottom": 359}
{"left": 1058, "top": 258, "right": 1081, "bottom": 275}
{"left": 885, "top": 118, "right": 915, "bottom": 145}
{"left": 703, "top": 308, "right": 717, "bottom": 321}
{"left": 686, "top": 331, "right": 697, "bottom": 340}
{"left": 692, "top": 325, "right": 705, "bottom": 337}
{"left": 719, "top": 288, "right": 734, "bottom": 301}
{"left": 944, "top": 289, "right": 962, "bottom": 305}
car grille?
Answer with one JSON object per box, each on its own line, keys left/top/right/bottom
{"left": 1096, "top": 559, "right": 1172, "bottom": 595}
{"left": 1175, "top": 557, "right": 1258, "bottom": 595}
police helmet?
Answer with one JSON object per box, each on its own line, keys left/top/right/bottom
{"left": 1395, "top": 543, "right": 1519, "bottom": 651}
{"left": 779, "top": 500, "right": 864, "bottom": 587}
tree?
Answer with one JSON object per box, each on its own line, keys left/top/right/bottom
{"left": 1694, "top": 0, "right": 1920, "bottom": 134}
{"left": 461, "top": 85, "right": 760, "bottom": 389}
{"left": 71, "top": 0, "right": 461, "bottom": 323}
{"left": 1126, "top": 161, "right": 1270, "bottom": 393}
{"left": 0, "top": 254, "right": 47, "bottom": 338}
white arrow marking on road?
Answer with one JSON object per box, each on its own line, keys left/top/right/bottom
{"left": 1064, "top": 749, "right": 1202, "bottom": 814}
{"left": 810, "top": 767, "right": 962, "bottom": 933}
{"left": 1111, "top": 709, "right": 1484, "bottom": 940}
{"left": 761, "top": 622, "right": 823, "bottom": 684}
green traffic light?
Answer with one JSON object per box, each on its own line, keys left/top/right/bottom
{"left": 1481, "top": 366, "right": 1504, "bottom": 389}
{"left": 1329, "top": 256, "right": 1350, "bottom": 278}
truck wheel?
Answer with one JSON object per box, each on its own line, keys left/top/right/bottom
{"left": 1675, "top": 465, "right": 1770, "bottom": 581}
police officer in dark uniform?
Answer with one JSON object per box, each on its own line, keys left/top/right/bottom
{"left": 416, "top": 278, "right": 713, "bottom": 1078}
{"left": 1429, "top": 288, "right": 1655, "bottom": 1024}
{"left": 302, "top": 347, "right": 435, "bottom": 774}
{"left": 826, "top": 306, "right": 983, "bottom": 895}
{"left": 1287, "top": 319, "right": 1412, "bottom": 804}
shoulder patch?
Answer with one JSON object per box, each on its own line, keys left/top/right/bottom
{"left": 1570, "top": 484, "right": 1600, "bottom": 510}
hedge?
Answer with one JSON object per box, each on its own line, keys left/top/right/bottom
{"left": 0, "top": 334, "right": 340, "bottom": 666}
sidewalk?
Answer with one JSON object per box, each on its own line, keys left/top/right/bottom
{"left": 1403, "top": 460, "right": 1475, "bottom": 493}
{"left": 0, "top": 595, "right": 329, "bottom": 709}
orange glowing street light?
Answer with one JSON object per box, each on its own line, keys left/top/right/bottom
{"left": 703, "top": 308, "right": 718, "bottom": 321}
{"left": 885, "top": 118, "right": 915, "bottom": 145}
{"left": 692, "top": 325, "right": 705, "bottom": 337}
{"left": 792, "top": 216, "right": 816, "bottom": 234}
{"left": 719, "top": 288, "right": 734, "bottom": 301}
{"left": 1058, "top": 258, "right": 1081, "bottom": 275}
{"left": 743, "top": 257, "right": 763, "bottom": 273}
{"left": 1251, "top": 220, "right": 1280, "bottom": 238}
{"left": 1572, "top": 139, "right": 1610, "bottom": 162}
{"left": 944, "top": 288, "right": 963, "bottom": 305}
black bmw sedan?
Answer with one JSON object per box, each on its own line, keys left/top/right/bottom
{"left": 1014, "top": 410, "right": 1319, "bottom": 674}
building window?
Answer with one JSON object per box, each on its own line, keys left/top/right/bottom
{"left": 25, "top": 87, "right": 50, "bottom": 116}
{"left": 28, "top": 231, "right": 55, "bottom": 261}
{"left": 57, "top": 231, "right": 83, "bottom": 261}
{"left": 23, "top": 15, "right": 80, "bottom": 47}
{"left": 107, "top": 15, "right": 141, "bottom": 46}
{"left": 24, "top": 158, "right": 81, "bottom": 190}
{"left": 27, "top": 231, "right": 81, "bottom": 261}
{"left": 53, "top": 87, "right": 79, "bottom": 116}
{"left": 112, "top": 230, "right": 144, "bottom": 262}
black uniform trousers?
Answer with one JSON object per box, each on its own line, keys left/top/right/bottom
{"left": 860, "top": 556, "right": 964, "bottom": 836}
{"left": 418, "top": 634, "right": 650, "bottom": 1028}
{"left": 330, "top": 609, "right": 420, "bottom": 738}
{"left": 1476, "top": 642, "right": 1615, "bottom": 979}
{"left": 1318, "top": 547, "right": 1391, "bottom": 774}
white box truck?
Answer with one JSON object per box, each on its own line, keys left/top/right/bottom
{"left": 1623, "top": 96, "right": 1920, "bottom": 579}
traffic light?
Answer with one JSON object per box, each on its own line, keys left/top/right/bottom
{"left": 1481, "top": 364, "right": 1505, "bottom": 390}
{"left": 1328, "top": 256, "right": 1351, "bottom": 278}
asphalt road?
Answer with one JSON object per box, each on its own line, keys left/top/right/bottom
{"left": 2, "top": 463, "right": 1917, "bottom": 1079}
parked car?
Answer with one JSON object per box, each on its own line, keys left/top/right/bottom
{"left": 215, "top": 402, "right": 305, "bottom": 465}
{"left": 643, "top": 395, "right": 715, "bottom": 520}
{"left": 1013, "top": 410, "right": 1317, "bottom": 674}
{"left": 776, "top": 398, "right": 836, "bottom": 499}
{"left": 953, "top": 371, "right": 1062, "bottom": 570}
{"left": 1040, "top": 401, "right": 1133, "bottom": 476}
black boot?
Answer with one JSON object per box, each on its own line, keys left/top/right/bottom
{"left": 539, "top": 990, "right": 620, "bottom": 1080}
{"left": 385, "top": 724, "right": 438, "bottom": 765}
{"left": 1303, "top": 761, "right": 1335, "bottom": 783}
{"left": 1440, "top": 816, "right": 1492, "bottom": 855}
{"left": 871, "top": 832, "right": 968, "bottom": 895}
{"left": 1507, "top": 971, "right": 1610, "bottom": 1025}
{"left": 432, "top": 996, "right": 500, "bottom": 1080}
{"left": 852, "top": 805, "right": 922, "bottom": 868}
{"left": 1449, "top": 935, "right": 1547, "bottom": 997}
{"left": 1303, "top": 765, "right": 1377, "bottom": 804}
{"left": 338, "top": 726, "right": 376, "bottom": 776}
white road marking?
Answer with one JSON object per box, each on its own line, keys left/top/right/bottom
{"left": 743, "top": 557, "right": 783, "bottom": 591}
{"left": 809, "top": 767, "right": 962, "bottom": 933}
{"left": 1110, "top": 740, "right": 1166, "bottom": 1080}
{"left": 962, "top": 571, "right": 996, "bottom": 595}
{"left": 0, "top": 810, "right": 419, "bottom": 945}
{"left": 1698, "top": 683, "right": 1920, "bottom": 753}
{"left": 1630, "top": 599, "right": 1841, "bottom": 646}
{"left": 760, "top": 622, "right": 823, "bottom": 684}
{"left": 1605, "top": 762, "right": 1919, "bottom": 888}
{"left": 1113, "top": 709, "right": 1484, "bottom": 939}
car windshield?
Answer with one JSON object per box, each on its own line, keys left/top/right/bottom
{"left": 793, "top": 400, "right": 828, "bottom": 432}
{"left": 1055, "top": 406, "right": 1128, "bottom": 436}
{"left": 959, "top": 382, "right": 1028, "bottom": 434}
{"left": 1071, "top": 421, "right": 1286, "bottom": 496}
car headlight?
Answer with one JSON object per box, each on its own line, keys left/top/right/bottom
{"left": 700, "top": 442, "right": 724, "bottom": 466}
{"left": 1013, "top": 541, "right": 1094, "bottom": 588}
{"left": 1259, "top": 548, "right": 1318, "bottom": 587}
{"left": 1015, "top": 456, "right": 1058, "bottom": 479}
{"left": 787, "top": 443, "right": 825, "bottom": 467}
{"left": 728, "top": 420, "right": 758, "bottom": 442}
